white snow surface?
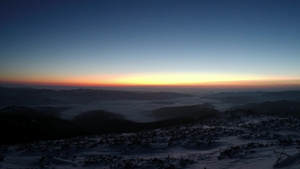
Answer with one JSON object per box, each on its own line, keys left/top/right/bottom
{"left": 0, "top": 112, "right": 299, "bottom": 169}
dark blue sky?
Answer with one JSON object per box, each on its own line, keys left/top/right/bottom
{"left": 1, "top": 0, "right": 300, "bottom": 86}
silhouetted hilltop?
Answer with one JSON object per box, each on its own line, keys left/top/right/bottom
{"left": 0, "top": 87, "right": 193, "bottom": 106}
{"left": 151, "top": 104, "right": 219, "bottom": 120}
{"left": 206, "top": 91, "right": 300, "bottom": 104}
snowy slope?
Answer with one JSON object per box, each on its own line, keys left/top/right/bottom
{"left": 0, "top": 112, "right": 299, "bottom": 169}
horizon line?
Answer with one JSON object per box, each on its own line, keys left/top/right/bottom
{"left": 1, "top": 80, "right": 300, "bottom": 90}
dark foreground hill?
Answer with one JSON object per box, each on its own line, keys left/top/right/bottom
{"left": 0, "top": 106, "right": 82, "bottom": 144}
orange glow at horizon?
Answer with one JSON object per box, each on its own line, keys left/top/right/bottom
{"left": 1, "top": 72, "right": 300, "bottom": 88}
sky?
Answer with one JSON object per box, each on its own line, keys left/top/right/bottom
{"left": 1, "top": 0, "right": 300, "bottom": 89}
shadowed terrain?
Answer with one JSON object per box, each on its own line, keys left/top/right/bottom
{"left": 0, "top": 89, "right": 300, "bottom": 169}
{"left": 0, "top": 105, "right": 217, "bottom": 145}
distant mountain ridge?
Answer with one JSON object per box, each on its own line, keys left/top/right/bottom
{"left": 206, "top": 91, "right": 300, "bottom": 104}
{"left": 0, "top": 87, "right": 193, "bottom": 107}
{"left": 231, "top": 100, "right": 300, "bottom": 117}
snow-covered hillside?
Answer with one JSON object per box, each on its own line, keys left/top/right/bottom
{"left": 1, "top": 111, "right": 299, "bottom": 169}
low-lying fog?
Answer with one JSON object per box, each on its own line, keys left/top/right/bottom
{"left": 61, "top": 95, "right": 234, "bottom": 122}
